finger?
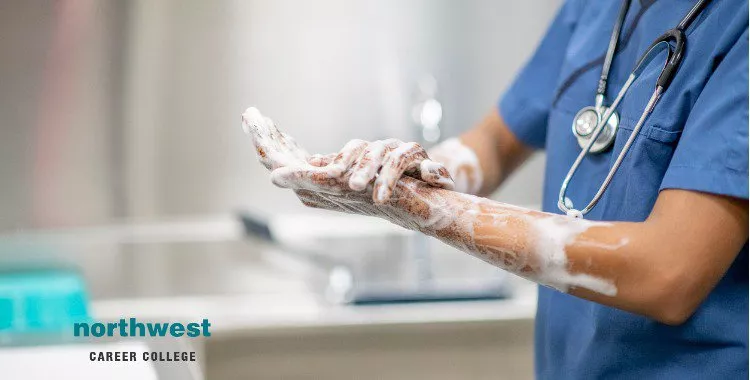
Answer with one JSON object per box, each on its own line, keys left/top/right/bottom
{"left": 241, "top": 107, "right": 309, "bottom": 170}
{"left": 308, "top": 153, "right": 336, "bottom": 167}
{"left": 277, "top": 129, "right": 309, "bottom": 162}
{"left": 242, "top": 108, "right": 277, "bottom": 170}
{"left": 296, "top": 190, "right": 361, "bottom": 214}
{"left": 263, "top": 116, "right": 309, "bottom": 164}
{"left": 419, "top": 159, "right": 455, "bottom": 190}
{"left": 373, "top": 142, "right": 428, "bottom": 204}
{"left": 270, "top": 166, "right": 344, "bottom": 194}
{"left": 329, "top": 139, "right": 368, "bottom": 174}
{"left": 348, "top": 140, "right": 389, "bottom": 191}
{"left": 295, "top": 190, "right": 341, "bottom": 210}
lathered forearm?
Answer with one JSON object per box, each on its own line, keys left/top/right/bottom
{"left": 293, "top": 175, "right": 720, "bottom": 324}
{"left": 379, "top": 180, "right": 715, "bottom": 324}
{"left": 243, "top": 106, "right": 621, "bottom": 296}
{"left": 381, "top": 177, "right": 622, "bottom": 296}
{"left": 291, "top": 174, "right": 621, "bottom": 296}
{"left": 245, "top": 107, "right": 746, "bottom": 325}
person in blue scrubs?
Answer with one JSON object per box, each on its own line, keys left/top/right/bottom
{"left": 499, "top": 0, "right": 749, "bottom": 378}
{"left": 248, "top": 0, "right": 748, "bottom": 378}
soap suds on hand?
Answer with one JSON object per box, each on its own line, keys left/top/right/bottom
{"left": 242, "top": 107, "right": 620, "bottom": 297}
{"left": 427, "top": 137, "right": 484, "bottom": 195}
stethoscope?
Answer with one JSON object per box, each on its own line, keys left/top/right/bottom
{"left": 559, "top": 0, "right": 712, "bottom": 218}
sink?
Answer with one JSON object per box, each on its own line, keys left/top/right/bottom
{"left": 0, "top": 215, "right": 536, "bottom": 380}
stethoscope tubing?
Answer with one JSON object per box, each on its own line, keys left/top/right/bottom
{"left": 558, "top": 0, "right": 712, "bottom": 218}
{"left": 558, "top": 41, "right": 673, "bottom": 217}
{"left": 597, "top": 0, "right": 631, "bottom": 98}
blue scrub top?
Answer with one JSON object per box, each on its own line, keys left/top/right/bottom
{"left": 498, "top": 0, "right": 749, "bottom": 378}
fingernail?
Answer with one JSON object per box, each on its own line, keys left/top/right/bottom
{"left": 428, "top": 167, "right": 452, "bottom": 187}
{"left": 349, "top": 173, "right": 368, "bottom": 191}
{"left": 327, "top": 165, "right": 344, "bottom": 176}
{"left": 434, "top": 176, "right": 455, "bottom": 189}
{"left": 374, "top": 184, "right": 388, "bottom": 203}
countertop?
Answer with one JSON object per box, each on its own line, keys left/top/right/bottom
{"left": 92, "top": 285, "right": 537, "bottom": 336}
{"left": 1, "top": 213, "right": 538, "bottom": 334}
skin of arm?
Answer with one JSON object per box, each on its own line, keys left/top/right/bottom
{"left": 243, "top": 107, "right": 748, "bottom": 326}
{"left": 543, "top": 189, "right": 747, "bottom": 325}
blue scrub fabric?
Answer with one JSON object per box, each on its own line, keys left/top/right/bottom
{"left": 499, "top": 0, "right": 749, "bottom": 378}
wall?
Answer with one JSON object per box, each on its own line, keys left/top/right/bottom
{"left": 0, "top": 0, "right": 559, "bottom": 231}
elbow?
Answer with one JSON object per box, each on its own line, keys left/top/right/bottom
{"left": 650, "top": 303, "right": 694, "bottom": 326}
{"left": 643, "top": 271, "right": 702, "bottom": 326}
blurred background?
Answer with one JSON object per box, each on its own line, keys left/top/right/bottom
{"left": 0, "top": 0, "right": 557, "bottom": 379}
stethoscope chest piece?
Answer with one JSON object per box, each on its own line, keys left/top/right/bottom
{"left": 572, "top": 105, "right": 619, "bottom": 153}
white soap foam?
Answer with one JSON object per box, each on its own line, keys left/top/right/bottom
{"left": 528, "top": 216, "right": 618, "bottom": 296}
{"left": 428, "top": 138, "right": 483, "bottom": 195}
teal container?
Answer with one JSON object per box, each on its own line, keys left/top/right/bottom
{"left": 0, "top": 269, "right": 90, "bottom": 336}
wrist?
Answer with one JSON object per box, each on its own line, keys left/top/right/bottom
{"left": 428, "top": 138, "right": 484, "bottom": 195}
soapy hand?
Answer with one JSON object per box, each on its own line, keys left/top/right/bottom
{"left": 242, "top": 107, "right": 454, "bottom": 203}
{"left": 320, "top": 138, "right": 455, "bottom": 203}
{"left": 241, "top": 108, "right": 310, "bottom": 171}
{"left": 241, "top": 107, "right": 461, "bottom": 231}
{"left": 242, "top": 107, "right": 619, "bottom": 296}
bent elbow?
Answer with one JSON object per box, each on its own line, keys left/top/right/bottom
{"left": 651, "top": 305, "right": 694, "bottom": 326}
{"left": 644, "top": 271, "right": 702, "bottom": 326}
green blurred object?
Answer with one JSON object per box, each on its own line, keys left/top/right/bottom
{"left": 0, "top": 269, "right": 90, "bottom": 335}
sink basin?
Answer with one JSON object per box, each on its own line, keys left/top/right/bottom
{"left": 0, "top": 215, "right": 536, "bottom": 380}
